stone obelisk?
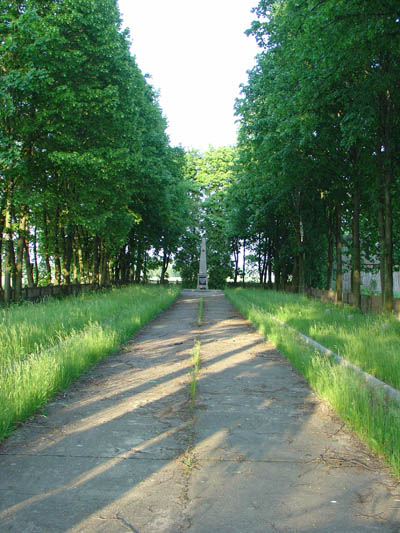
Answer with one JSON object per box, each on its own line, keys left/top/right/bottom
{"left": 197, "top": 237, "right": 208, "bottom": 290}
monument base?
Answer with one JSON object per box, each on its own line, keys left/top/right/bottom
{"left": 197, "top": 273, "right": 208, "bottom": 290}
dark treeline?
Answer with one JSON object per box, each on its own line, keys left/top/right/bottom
{"left": 0, "top": 0, "right": 190, "bottom": 304}
{"left": 229, "top": 0, "right": 400, "bottom": 311}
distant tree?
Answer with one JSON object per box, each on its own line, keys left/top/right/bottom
{"left": 175, "top": 147, "right": 236, "bottom": 289}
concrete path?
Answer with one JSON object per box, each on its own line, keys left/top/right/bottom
{"left": 0, "top": 291, "right": 399, "bottom": 532}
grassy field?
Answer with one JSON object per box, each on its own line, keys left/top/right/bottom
{"left": 0, "top": 285, "right": 180, "bottom": 441}
{"left": 226, "top": 288, "right": 400, "bottom": 477}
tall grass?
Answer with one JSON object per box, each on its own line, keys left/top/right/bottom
{"left": 0, "top": 285, "right": 180, "bottom": 440}
{"left": 226, "top": 288, "right": 400, "bottom": 477}
{"left": 226, "top": 288, "right": 400, "bottom": 391}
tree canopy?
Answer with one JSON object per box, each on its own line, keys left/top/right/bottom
{"left": 2, "top": 1, "right": 400, "bottom": 300}
{"left": 229, "top": 0, "right": 400, "bottom": 309}
{"left": 0, "top": 0, "right": 190, "bottom": 302}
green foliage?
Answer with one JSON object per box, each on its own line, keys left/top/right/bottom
{"left": 175, "top": 147, "right": 236, "bottom": 289}
{"left": 231, "top": 0, "right": 400, "bottom": 302}
{"left": 0, "top": 0, "right": 191, "bottom": 298}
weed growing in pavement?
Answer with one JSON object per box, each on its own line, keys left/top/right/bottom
{"left": 183, "top": 449, "right": 197, "bottom": 471}
{"left": 226, "top": 288, "right": 400, "bottom": 390}
{"left": 189, "top": 297, "right": 203, "bottom": 407}
{"left": 189, "top": 341, "right": 201, "bottom": 408}
{"left": 0, "top": 285, "right": 180, "bottom": 441}
{"left": 226, "top": 288, "right": 400, "bottom": 478}
{"left": 197, "top": 297, "right": 204, "bottom": 326}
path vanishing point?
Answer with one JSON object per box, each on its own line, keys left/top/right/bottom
{"left": 0, "top": 290, "right": 399, "bottom": 532}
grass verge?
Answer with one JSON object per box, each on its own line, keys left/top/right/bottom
{"left": 197, "top": 297, "right": 204, "bottom": 326}
{"left": 226, "top": 288, "right": 400, "bottom": 390}
{"left": 0, "top": 284, "right": 180, "bottom": 441}
{"left": 225, "top": 288, "right": 400, "bottom": 478}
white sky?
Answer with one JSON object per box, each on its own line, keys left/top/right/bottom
{"left": 117, "top": 0, "right": 260, "bottom": 152}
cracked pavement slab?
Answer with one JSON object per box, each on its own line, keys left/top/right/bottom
{"left": 0, "top": 292, "right": 200, "bottom": 533}
{"left": 0, "top": 290, "right": 399, "bottom": 532}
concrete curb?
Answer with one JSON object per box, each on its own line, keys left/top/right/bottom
{"left": 266, "top": 312, "right": 400, "bottom": 404}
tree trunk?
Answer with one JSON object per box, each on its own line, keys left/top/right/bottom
{"left": 298, "top": 195, "right": 305, "bottom": 294}
{"left": 92, "top": 236, "right": 100, "bottom": 287}
{"left": 379, "top": 59, "right": 394, "bottom": 313}
{"left": 274, "top": 261, "right": 281, "bottom": 292}
{"left": 382, "top": 104, "right": 394, "bottom": 313}
{"left": 292, "top": 256, "right": 299, "bottom": 293}
{"left": 160, "top": 251, "right": 170, "bottom": 284}
{"left": 281, "top": 263, "right": 288, "bottom": 291}
{"left": 298, "top": 250, "right": 305, "bottom": 294}
{"left": 335, "top": 204, "right": 343, "bottom": 304}
{"left": 263, "top": 262, "right": 267, "bottom": 286}
{"left": 114, "top": 249, "right": 123, "bottom": 282}
{"left": 3, "top": 200, "right": 13, "bottom": 305}
{"left": 15, "top": 214, "right": 27, "bottom": 302}
{"left": 267, "top": 260, "right": 272, "bottom": 288}
{"left": 134, "top": 239, "right": 144, "bottom": 284}
{"left": 108, "top": 261, "right": 113, "bottom": 284}
{"left": 99, "top": 244, "right": 105, "bottom": 287}
{"left": 54, "top": 253, "right": 62, "bottom": 285}
{"left": 0, "top": 241, "right": 2, "bottom": 292}
{"left": 261, "top": 248, "right": 268, "bottom": 287}
{"left": 99, "top": 243, "right": 108, "bottom": 287}
{"left": 383, "top": 161, "right": 393, "bottom": 313}
{"left": 326, "top": 225, "right": 334, "bottom": 291}
{"left": 128, "top": 234, "right": 136, "bottom": 282}
{"left": 120, "top": 246, "right": 128, "bottom": 283}
{"left": 24, "top": 237, "right": 35, "bottom": 288}
{"left": 0, "top": 203, "right": 4, "bottom": 291}
{"left": 54, "top": 209, "right": 62, "bottom": 285}
{"left": 242, "top": 239, "right": 246, "bottom": 287}
{"left": 232, "top": 238, "right": 240, "bottom": 285}
{"left": 274, "top": 219, "right": 282, "bottom": 291}
{"left": 82, "top": 230, "right": 91, "bottom": 283}
{"left": 62, "top": 226, "right": 74, "bottom": 285}
{"left": 375, "top": 164, "right": 385, "bottom": 297}
{"left": 77, "top": 231, "right": 83, "bottom": 283}
{"left": 135, "top": 256, "right": 142, "bottom": 283}
{"left": 10, "top": 206, "right": 17, "bottom": 293}
{"left": 73, "top": 252, "right": 78, "bottom": 284}
{"left": 143, "top": 252, "right": 149, "bottom": 283}
{"left": 76, "top": 231, "right": 85, "bottom": 283}
{"left": 33, "top": 227, "right": 39, "bottom": 286}
{"left": 351, "top": 180, "right": 361, "bottom": 308}
{"left": 257, "top": 236, "right": 263, "bottom": 285}
{"left": 42, "top": 212, "right": 52, "bottom": 283}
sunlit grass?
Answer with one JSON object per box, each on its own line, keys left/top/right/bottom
{"left": 225, "top": 288, "right": 400, "bottom": 390}
{"left": 226, "top": 288, "right": 400, "bottom": 478}
{"left": 0, "top": 285, "right": 180, "bottom": 440}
